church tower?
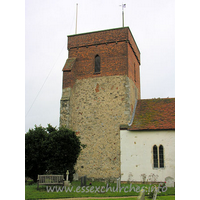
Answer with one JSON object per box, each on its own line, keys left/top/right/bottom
{"left": 60, "top": 27, "right": 140, "bottom": 180}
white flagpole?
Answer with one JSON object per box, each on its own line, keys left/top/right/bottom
{"left": 75, "top": 3, "right": 78, "bottom": 34}
{"left": 120, "top": 3, "right": 126, "bottom": 27}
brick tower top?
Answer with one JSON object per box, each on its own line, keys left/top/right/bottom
{"left": 62, "top": 27, "right": 141, "bottom": 99}
{"left": 68, "top": 27, "right": 140, "bottom": 60}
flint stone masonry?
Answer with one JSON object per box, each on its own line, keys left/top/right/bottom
{"left": 60, "top": 27, "right": 140, "bottom": 180}
{"left": 60, "top": 75, "right": 138, "bottom": 179}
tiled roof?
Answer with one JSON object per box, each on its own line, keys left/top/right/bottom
{"left": 128, "top": 98, "right": 175, "bottom": 130}
{"left": 62, "top": 57, "right": 76, "bottom": 72}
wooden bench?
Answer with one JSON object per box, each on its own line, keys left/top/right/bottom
{"left": 37, "top": 175, "right": 64, "bottom": 190}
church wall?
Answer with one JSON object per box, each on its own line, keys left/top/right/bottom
{"left": 120, "top": 130, "right": 175, "bottom": 182}
{"left": 67, "top": 75, "right": 136, "bottom": 179}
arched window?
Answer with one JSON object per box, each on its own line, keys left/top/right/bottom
{"left": 159, "top": 145, "right": 164, "bottom": 168}
{"left": 153, "top": 145, "right": 158, "bottom": 168}
{"left": 95, "top": 55, "right": 100, "bottom": 73}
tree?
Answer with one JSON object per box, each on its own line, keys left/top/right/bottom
{"left": 25, "top": 124, "right": 84, "bottom": 182}
{"left": 25, "top": 125, "right": 49, "bottom": 182}
{"left": 46, "top": 126, "right": 82, "bottom": 182}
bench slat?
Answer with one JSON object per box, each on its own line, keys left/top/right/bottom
{"left": 37, "top": 175, "right": 64, "bottom": 190}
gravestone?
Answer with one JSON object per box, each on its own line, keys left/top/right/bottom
{"left": 64, "top": 170, "right": 71, "bottom": 186}
{"left": 81, "top": 175, "right": 87, "bottom": 187}
{"left": 152, "top": 187, "right": 157, "bottom": 200}
{"left": 73, "top": 173, "right": 78, "bottom": 181}
{"left": 165, "top": 176, "right": 174, "bottom": 187}
{"left": 106, "top": 183, "right": 110, "bottom": 189}
{"left": 137, "top": 189, "right": 145, "bottom": 200}
{"left": 116, "top": 178, "right": 121, "bottom": 190}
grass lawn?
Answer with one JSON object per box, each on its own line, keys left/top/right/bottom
{"left": 25, "top": 180, "right": 175, "bottom": 200}
{"left": 88, "top": 198, "right": 175, "bottom": 200}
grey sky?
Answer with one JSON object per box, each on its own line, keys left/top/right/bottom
{"left": 25, "top": 0, "right": 175, "bottom": 132}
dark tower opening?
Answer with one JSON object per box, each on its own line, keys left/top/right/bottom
{"left": 95, "top": 55, "right": 100, "bottom": 73}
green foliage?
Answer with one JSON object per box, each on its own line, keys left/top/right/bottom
{"left": 46, "top": 123, "right": 57, "bottom": 134}
{"left": 25, "top": 124, "right": 84, "bottom": 182}
{"left": 46, "top": 126, "right": 82, "bottom": 182}
{"left": 25, "top": 125, "right": 49, "bottom": 182}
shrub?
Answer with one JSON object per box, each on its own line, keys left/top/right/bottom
{"left": 25, "top": 124, "right": 85, "bottom": 182}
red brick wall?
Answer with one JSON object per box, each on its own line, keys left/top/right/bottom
{"left": 63, "top": 27, "right": 141, "bottom": 97}
{"left": 127, "top": 44, "right": 141, "bottom": 99}
{"left": 128, "top": 30, "right": 140, "bottom": 64}
{"left": 68, "top": 27, "right": 128, "bottom": 49}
